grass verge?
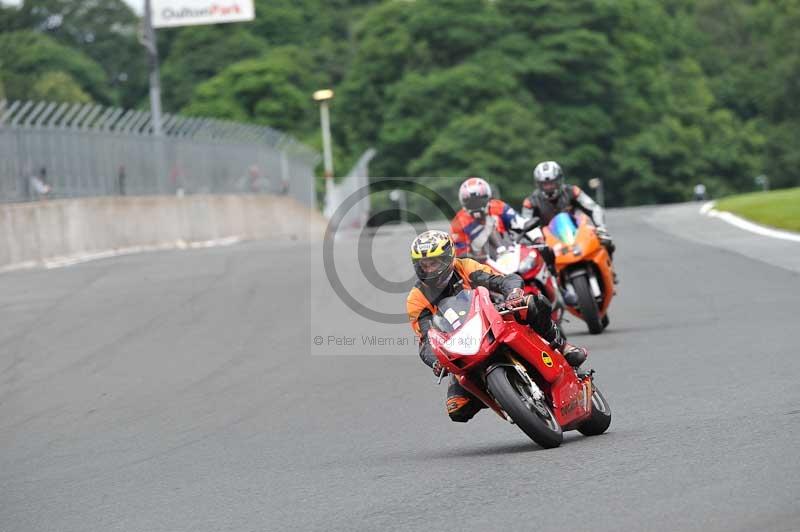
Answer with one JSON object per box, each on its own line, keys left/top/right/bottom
{"left": 715, "top": 187, "right": 800, "bottom": 232}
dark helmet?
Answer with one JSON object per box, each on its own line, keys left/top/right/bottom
{"left": 410, "top": 230, "right": 455, "bottom": 288}
{"left": 458, "top": 177, "right": 492, "bottom": 218}
{"left": 533, "top": 161, "right": 564, "bottom": 200}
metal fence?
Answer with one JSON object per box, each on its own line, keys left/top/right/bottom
{"left": 0, "top": 99, "right": 319, "bottom": 207}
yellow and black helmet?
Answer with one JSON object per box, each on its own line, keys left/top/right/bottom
{"left": 410, "top": 230, "right": 456, "bottom": 287}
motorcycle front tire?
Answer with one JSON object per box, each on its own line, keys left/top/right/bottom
{"left": 487, "top": 366, "right": 563, "bottom": 449}
{"left": 572, "top": 274, "right": 604, "bottom": 334}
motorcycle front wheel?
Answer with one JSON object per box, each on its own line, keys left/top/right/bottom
{"left": 572, "top": 274, "right": 604, "bottom": 334}
{"left": 487, "top": 366, "right": 563, "bottom": 448}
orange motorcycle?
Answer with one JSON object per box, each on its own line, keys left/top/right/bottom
{"left": 543, "top": 212, "right": 615, "bottom": 334}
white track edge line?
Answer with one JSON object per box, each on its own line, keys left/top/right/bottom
{"left": 0, "top": 236, "right": 244, "bottom": 274}
{"left": 700, "top": 201, "right": 800, "bottom": 243}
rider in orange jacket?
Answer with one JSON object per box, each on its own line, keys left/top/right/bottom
{"left": 450, "top": 177, "right": 528, "bottom": 259}
{"left": 407, "top": 230, "right": 588, "bottom": 423}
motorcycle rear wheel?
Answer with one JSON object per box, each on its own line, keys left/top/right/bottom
{"left": 487, "top": 366, "right": 563, "bottom": 448}
{"left": 572, "top": 275, "right": 604, "bottom": 334}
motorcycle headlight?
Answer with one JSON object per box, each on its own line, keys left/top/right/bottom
{"left": 572, "top": 244, "right": 583, "bottom": 256}
{"left": 442, "top": 316, "right": 484, "bottom": 356}
{"left": 518, "top": 255, "right": 536, "bottom": 274}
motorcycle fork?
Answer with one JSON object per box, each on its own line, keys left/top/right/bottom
{"left": 506, "top": 354, "right": 545, "bottom": 402}
{"left": 483, "top": 353, "right": 548, "bottom": 424}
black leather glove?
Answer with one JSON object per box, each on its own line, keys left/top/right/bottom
{"left": 504, "top": 288, "right": 526, "bottom": 309}
{"left": 596, "top": 227, "right": 613, "bottom": 245}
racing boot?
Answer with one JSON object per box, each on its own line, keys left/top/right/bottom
{"left": 446, "top": 377, "right": 485, "bottom": 423}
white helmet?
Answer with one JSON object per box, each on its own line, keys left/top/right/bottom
{"left": 533, "top": 161, "right": 564, "bottom": 200}
{"left": 458, "top": 177, "right": 492, "bottom": 217}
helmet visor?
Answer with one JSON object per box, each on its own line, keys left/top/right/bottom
{"left": 539, "top": 179, "right": 561, "bottom": 198}
{"left": 540, "top": 180, "right": 559, "bottom": 193}
{"left": 414, "top": 255, "right": 455, "bottom": 288}
{"left": 417, "top": 256, "right": 450, "bottom": 276}
{"left": 462, "top": 195, "right": 488, "bottom": 213}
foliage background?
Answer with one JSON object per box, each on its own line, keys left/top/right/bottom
{"left": 1, "top": 0, "right": 798, "bottom": 207}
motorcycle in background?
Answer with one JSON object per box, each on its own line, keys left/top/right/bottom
{"left": 479, "top": 220, "right": 565, "bottom": 324}
{"left": 462, "top": 218, "right": 565, "bottom": 324}
{"left": 543, "top": 212, "right": 615, "bottom": 334}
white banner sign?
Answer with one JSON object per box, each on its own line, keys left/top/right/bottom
{"left": 152, "top": 0, "right": 254, "bottom": 28}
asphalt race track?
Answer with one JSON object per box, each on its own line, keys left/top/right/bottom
{"left": 2, "top": 206, "right": 799, "bottom": 532}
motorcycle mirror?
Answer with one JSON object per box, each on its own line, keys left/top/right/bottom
{"left": 524, "top": 217, "right": 540, "bottom": 231}
{"left": 515, "top": 217, "right": 540, "bottom": 242}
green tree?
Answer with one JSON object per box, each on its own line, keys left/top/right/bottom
{"left": 377, "top": 61, "right": 529, "bottom": 176}
{"left": 335, "top": 1, "right": 427, "bottom": 155}
{"left": 612, "top": 58, "right": 765, "bottom": 203}
{"left": 183, "top": 47, "right": 322, "bottom": 133}
{"left": 160, "top": 26, "right": 268, "bottom": 111}
{"left": 31, "top": 71, "right": 92, "bottom": 103}
{"left": 410, "top": 99, "right": 563, "bottom": 203}
{"left": 0, "top": 31, "right": 108, "bottom": 103}
{"left": 689, "top": 0, "right": 797, "bottom": 188}
{"left": 336, "top": 0, "right": 507, "bottom": 156}
{"left": 759, "top": 0, "right": 800, "bottom": 188}
{"left": 9, "top": 0, "right": 146, "bottom": 107}
{"left": 0, "top": 3, "right": 20, "bottom": 32}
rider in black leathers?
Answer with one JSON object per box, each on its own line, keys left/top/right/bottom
{"left": 522, "top": 161, "right": 615, "bottom": 259}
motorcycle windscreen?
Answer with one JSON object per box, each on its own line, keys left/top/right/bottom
{"left": 431, "top": 289, "right": 474, "bottom": 333}
{"left": 491, "top": 246, "right": 521, "bottom": 275}
{"left": 548, "top": 212, "right": 578, "bottom": 245}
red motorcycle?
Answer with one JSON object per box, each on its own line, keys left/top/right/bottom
{"left": 428, "top": 286, "right": 611, "bottom": 448}
{"left": 483, "top": 228, "right": 564, "bottom": 323}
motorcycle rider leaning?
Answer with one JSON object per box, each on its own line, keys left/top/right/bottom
{"left": 451, "top": 176, "right": 568, "bottom": 301}
{"left": 522, "top": 161, "right": 615, "bottom": 259}
{"left": 406, "top": 230, "right": 588, "bottom": 423}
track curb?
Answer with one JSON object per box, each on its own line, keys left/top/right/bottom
{"left": 699, "top": 201, "right": 800, "bottom": 243}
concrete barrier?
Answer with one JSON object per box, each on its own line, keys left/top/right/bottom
{"left": 0, "top": 195, "right": 327, "bottom": 271}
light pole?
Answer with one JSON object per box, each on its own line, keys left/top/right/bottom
{"left": 313, "top": 89, "right": 335, "bottom": 217}
{"left": 313, "top": 89, "right": 335, "bottom": 178}
{"left": 141, "top": 0, "right": 163, "bottom": 136}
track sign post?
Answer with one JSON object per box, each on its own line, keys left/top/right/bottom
{"left": 142, "top": 0, "right": 254, "bottom": 174}
{"left": 151, "top": 0, "right": 255, "bottom": 28}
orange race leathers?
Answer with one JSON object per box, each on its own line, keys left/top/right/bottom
{"left": 450, "top": 199, "right": 527, "bottom": 258}
{"left": 406, "top": 258, "right": 565, "bottom": 421}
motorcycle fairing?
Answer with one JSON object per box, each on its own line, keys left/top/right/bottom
{"left": 486, "top": 244, "right": 521, "bottom": 275}
{"left": 429, "top": 287, "right": 593, "bottom": 428}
